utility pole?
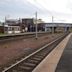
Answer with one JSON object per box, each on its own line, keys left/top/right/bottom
{"left": 52, "top": 16, "right": 53, "bottom": 23}
{"left": 4, "top": 15, "right": 10, "bottom": 34}
{"left": 4, "top": 16, "right": 6, "bottom": 33}
{"left": 52, "top": 16, "right": 54, "bottom": 34}
{"left": 19, "top": 18, "right": 22, "bottom": 33}
{"left": 35, "top": 12, "right": 38, "bottom": 39}
{"left": 33, "top": 0, "right": 38, "bottom": 39}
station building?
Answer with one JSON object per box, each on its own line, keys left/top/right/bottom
{"left": 21, "top": 18, "right": 44, "bottom": 32}
{"left": 21, "top": 18, "right": 34, "bottom": 32}
{"left": 4, "top": 19, "right": 21, "bottom": 34}
{"left": 3, "top": 18, "right": 72, "bottom": 34}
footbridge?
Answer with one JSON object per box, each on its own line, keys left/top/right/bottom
{"left": 44, "top": 23, "right": 72, "bottom": 32}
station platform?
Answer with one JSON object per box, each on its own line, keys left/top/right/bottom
{"left": 55, "top": 33, "right": 72, "bottom": 72}
{"left": 32, "top": 33, "right": 71, "bottom": 72}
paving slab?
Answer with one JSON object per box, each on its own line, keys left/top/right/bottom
{"left": 32, "top": 33, "right": 71, "bottom": 72}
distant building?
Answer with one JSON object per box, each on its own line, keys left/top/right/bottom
{"left": 0, "top": 22, "right": 4, "bottom": 33}
{"left": 44, "top": 23, "right": 72, "bottom": 32}
{"left": 33, "top": 19, "right": 45, "bottom": 31}
{"left": 21, "top": 18, "right": 34, "bottom": 32}
{"left": 3, "top": 18, "right": 45, "bottom": 33}
{"left": 4, "top": 19, "right": 21, "bottom": 34}
{"left": 21, "top": 18, "right": 45, "bottom": 32}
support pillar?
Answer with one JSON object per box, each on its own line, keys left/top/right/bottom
{"left": 52, "top": 27, "right": 54, "bottom": 34}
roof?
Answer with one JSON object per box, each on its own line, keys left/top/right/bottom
{"left": 33, "top": 19, "right": 44, "bottom": 24}
{"left": 44, "top": 23, "right": 72, "bottom": 27}
{"left": 40, "top": 22, "right": 72, "bottom": 25}
{"left": 5, "top": 19, "right": 19, "bottom": 26}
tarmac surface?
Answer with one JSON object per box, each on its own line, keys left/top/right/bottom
{"left": 55, "top": 33, "right": 72, "bottom": 72}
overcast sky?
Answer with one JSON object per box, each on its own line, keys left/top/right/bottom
{"left": 0, "top": 0, "right": 72, "bottom": 23}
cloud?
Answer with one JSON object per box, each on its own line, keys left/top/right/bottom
{"left": 0, "top": 0, "right": 53, "bottom": 22}
{"left": 0, "top": 0, "right": 72, "bottom": 23}
{"left": 0, "top": 0, "right": 45, "bottom": 20}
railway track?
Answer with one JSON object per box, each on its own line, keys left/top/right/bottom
{"left": 2, "top": 33, "right": 69, "bottom": 72}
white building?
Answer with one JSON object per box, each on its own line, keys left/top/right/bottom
{"left": 4, "top": 19, "right": 21, "bottom": 34}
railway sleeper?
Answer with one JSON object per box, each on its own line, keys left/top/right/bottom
{"left": 34, "top": 55, "right": 44, "bottom": 58}
{"left": 30, "top": 57, "right": 41, "bottom": 61}
{"left": 27, "top": 59, "right": 39, "bottom": 63}
{"left": 21, "top": 62, "right": 36, "bottom": 67}
{"left": 9, "top": 66, "right": 32, "bottom": 72}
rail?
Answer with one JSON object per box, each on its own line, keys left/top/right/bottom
{"left": 2, "top": 33, "right": 69, "bottom": 72}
